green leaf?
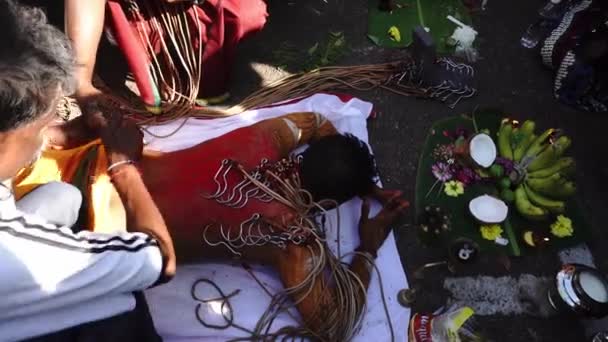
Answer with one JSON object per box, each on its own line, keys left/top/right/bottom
{"left": 367, "top": 34, "right": 381, "bottom": 45}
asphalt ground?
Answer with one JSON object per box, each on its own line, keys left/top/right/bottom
{"left": 230, "top": 1, "right": 608, "bottom": 340}
{"left": 29, "top": 0, "right": 608, "bottom": 340}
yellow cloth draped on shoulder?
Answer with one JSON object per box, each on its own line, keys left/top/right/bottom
{"left": 12, "top": 141, "right": 123, "bottom": 232}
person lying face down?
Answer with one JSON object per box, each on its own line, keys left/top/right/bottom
{"left": 20, "top": 110, "right": 409, "bottom": 340}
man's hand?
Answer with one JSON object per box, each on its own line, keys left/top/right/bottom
{"left": 44, "top": 116, "right": 98, "bottom": 150}
{"left": 370, "top": 185, "right": 403, "bottom": 205}
{"left": 358, "top": 193, "right": 409, "bottom": 256}
{"left": 85, "top": 107, "right": 143, "bottom": 164}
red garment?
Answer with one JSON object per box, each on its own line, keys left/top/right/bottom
{"left": 106, "top": 0, "right": 268, "bottom": 104}
{"left": 196, "top": 0, "right": 268, "bottom": 97}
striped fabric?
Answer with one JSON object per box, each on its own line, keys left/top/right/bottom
{"left": 0, "top": 186, "right": 163, "bottom": 341}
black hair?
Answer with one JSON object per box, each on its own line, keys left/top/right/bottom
{"left": 0, "top": 0, "right": 75, "bottom": 132}
{"left": 300, "top": 134, "right": 379, "bottom": 203}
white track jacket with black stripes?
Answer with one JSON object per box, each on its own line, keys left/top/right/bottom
{"left": 0, "top": 187, "right": 163, "bottom": 341}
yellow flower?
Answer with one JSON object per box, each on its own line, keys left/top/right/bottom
{"left": 444, "top": 180, "right": 465, "bottom": 197}
{"left": 480, "top": 224, "right": 503, "bottom": 241}
{"left": 388, "top": 26, "right": 401, "bottom": 42}
{"left": 550, "top": 215, "right": 574, "bottom": 238}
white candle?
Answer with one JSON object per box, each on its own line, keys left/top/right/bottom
{"left": 579, "top": 271, "right": 608, "bottom": 303}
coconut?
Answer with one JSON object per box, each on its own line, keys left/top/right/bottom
{"left": 469, "top": 195, "right": 509, "bottom": 224}
{"left": 469, "top": 133, "right": 497, "bottom": 168}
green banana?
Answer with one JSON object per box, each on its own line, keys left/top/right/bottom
{"left": 526, "top": 173, "right": 576, "bottom": 199}
{"left": 515, "top": 186, "right": 549, "bottom": 221}
{"left": 528, "top": 157, "right": 576, "bottom": 178}
{"left": 513, "top": 121, "right": 536, "bottom": 162}
{"left": 524, "top": 128, "right": 555, "bottom": 159}
{"left": 497, "top": 122, "right": 514, "bottom": 160}
{"left": 528, "top": 136, "right": 572, "bottom": 172}
{"left": 510, "top": 127, "right": 521, "bottom": 151}
{"left": 524, "top": 184, "right": 565, "bottom": 214}
{"left": 526, "top": 173, "right": 563, "bottom": 192}
{"left": 552, "top": 181, "right": 576, "bottom": 199}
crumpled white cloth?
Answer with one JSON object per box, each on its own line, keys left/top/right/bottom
{"left": 144, "top": 93, "right": 410, "bottom": 341}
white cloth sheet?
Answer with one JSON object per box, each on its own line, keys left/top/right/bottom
{"left": 144, "top": 94, "right": 410, "bottom": 341}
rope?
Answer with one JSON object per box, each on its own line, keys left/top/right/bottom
{"left": 123, "top": 60, "right": 424, "bottom": 124}
{"left": 191, "top": 157, "right": 396, "bottom": 341}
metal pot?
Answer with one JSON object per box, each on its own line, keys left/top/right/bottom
{"left": 548, "top": 264, "right": 608, "bottom": 318}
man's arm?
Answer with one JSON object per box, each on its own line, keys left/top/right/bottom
{"left": 92, "top": 110, "right": 176, "bottom": 281}
{"left": 110, "top": 165, "right": 176, "bottom": 282}
{"left": 65, "top": 0, "right": 106, "bottom": 100}
{"left": 276, "top": 195, "right": 408, "bottom": 339}
{"left": 277, "top": 243, "right": 371, "bottom": 339}
{"left": 0, "top": 210, "right": 169, "bottom": 342}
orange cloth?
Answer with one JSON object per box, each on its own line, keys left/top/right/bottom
{"left": 13, "top": 140, "right": 120, "bottom": 231}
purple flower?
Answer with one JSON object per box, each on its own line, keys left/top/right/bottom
{"left": 432, "top": 162, "right": 453, "bottom": 182}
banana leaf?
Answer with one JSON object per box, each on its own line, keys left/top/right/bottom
{"left": 415, "top": 111, "right": 589, "bottom": 257}
{"left": 367, "top": 0, "right": 472, "bottom": 52}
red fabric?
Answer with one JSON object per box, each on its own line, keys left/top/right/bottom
{"left": 107, "top": 0, "right": 268, "bottom": 100}
{"left": 141, "top": 123, "right": 295, "bottom": 244}
{"left": 106, "top": 1, "right": 160, "bottom": 107}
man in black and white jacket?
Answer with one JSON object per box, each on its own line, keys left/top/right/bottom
{"left": 0, "top": 1, "right": 176, "bottom": 340}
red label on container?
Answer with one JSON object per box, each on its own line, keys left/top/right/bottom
{"left": 409, "top": 313, "right": 434, "bottom": 342}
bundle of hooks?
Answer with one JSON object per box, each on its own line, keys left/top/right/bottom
{"left": 193, "top": 156, "right": 395, "bottom": 341}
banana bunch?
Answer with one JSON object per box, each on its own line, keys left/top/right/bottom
{"left": 496, "top": 119, "right": 576, "bottom": 221}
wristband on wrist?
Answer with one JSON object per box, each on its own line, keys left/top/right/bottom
{"left": 107, "top": 159, "right": 135, "bottom": 173}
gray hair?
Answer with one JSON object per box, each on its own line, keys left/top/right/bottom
{"left": 0, "top": 0, "right": 75, "bottom": 132}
